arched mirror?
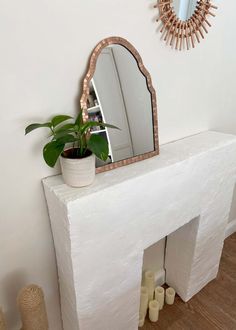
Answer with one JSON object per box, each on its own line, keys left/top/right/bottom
{"left": 154, "top": 0, "right": 217, "bottom": 50}
{"left": 81, "top": 37, "right": 159, "bottom": 173}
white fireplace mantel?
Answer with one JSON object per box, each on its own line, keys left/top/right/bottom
{"left": 43, "top": 131, "right": 236, "bottom": 330}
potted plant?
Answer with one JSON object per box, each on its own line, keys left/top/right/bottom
{"left": 25, "top": 110, "right": 119, "bottom": 187}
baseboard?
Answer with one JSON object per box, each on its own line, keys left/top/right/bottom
{"left": 225, "top": 219, "right": 236, "bottom": 239}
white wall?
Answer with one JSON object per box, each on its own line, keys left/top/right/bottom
{"left": 0, "top": 0, "right": 235, "bottom": 329}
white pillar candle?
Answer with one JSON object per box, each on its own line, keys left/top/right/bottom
{"left": 144, "top": 271, "right": 155, "bottom": 301}
{"left": 165, "top": 287, "right": 176, "bottom": 305}
{"left": 138, "top": 312, "right": 145, "bottom": 328}
{"left": 154, "top": 286, "right": 165, "bottom": 310}
{"left": 139, "top": 286, "right": 148, "bottom": 317}
{"left": 148, "top": 300, "right": 160, "bottom": 323}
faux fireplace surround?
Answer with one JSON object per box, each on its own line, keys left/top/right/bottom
{"left": 43, "top": 131, "right": 236, "bottom": 330}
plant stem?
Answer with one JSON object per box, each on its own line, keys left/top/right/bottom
{"left": 50, "top": 127, "right": 55, "bottom": 137}
{"left": 79, "top": 134, "right": 84, "bottom": 157}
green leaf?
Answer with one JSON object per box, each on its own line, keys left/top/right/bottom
{"left": 56, "top": 134, "right": 77, "bottom": 144}
{"left": 51, "top": 115, "right": 72, "bottom": 128}
{"left": 25, "top": 122, "right": 52, "bottom": 135}
{"left": 52, "top": 124, "right": 76, "bottom": 139}
{"left": 43, "top": 141, "right": 65, "bottom": 167}
{"left": 100, "top": 122, "right": 120, "bottom": 130}
{"left": 87, "top": 134, "right": 109, "bottom": 161}
{"left": 55, "top": 123, "right": 76, "bottom": 132}
{"left": 81, "top": 121, "right": 119, "bottom": 135}
{"left": 53, "top": 131, "right": 74, "bottom": 140}
{"left": 43, "top": 134, "right": 77, "bottom": 167}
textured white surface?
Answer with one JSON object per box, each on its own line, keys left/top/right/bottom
{"left": 43, "top": 131, "right": 236, "bottom": 330}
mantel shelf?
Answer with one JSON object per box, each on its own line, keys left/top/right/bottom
{"left": 44, "top": 131, "right": 236, "bottom": 206}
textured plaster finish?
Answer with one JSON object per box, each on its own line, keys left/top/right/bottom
{"left": 43, "top": 131, "right": 236, "bottom": 330}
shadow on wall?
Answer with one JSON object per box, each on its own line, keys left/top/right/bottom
{"left": 1, "top": 270, "right": 26, "bottom": 329}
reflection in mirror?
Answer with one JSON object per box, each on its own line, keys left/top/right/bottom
{"left": 86, "top": 45, "right": 155, "bottom": 168}
{"left": 173, "top": 0, "right": 197, "bottom": 20}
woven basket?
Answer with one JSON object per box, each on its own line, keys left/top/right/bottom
{"left": 0, "top": 308, "right": 6, "bottom": 330}
{"left": 17, "top": 285, "right": 48, "bottom": 330}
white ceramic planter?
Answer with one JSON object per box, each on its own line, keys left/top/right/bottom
{"left": 60, "top": 152, "right": 95, "bottom": 187}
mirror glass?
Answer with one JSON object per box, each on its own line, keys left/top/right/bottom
{"left": 85, "top": 44, "right": 155, "bottom": 168}
{"left": 173, "top": 0, "right": 197, "bottom": 21}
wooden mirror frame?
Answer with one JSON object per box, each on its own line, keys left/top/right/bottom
{"left": 80, "top": 36, "right": 159, "bottom": 174}
{"left": 154, "top": 0, "right": 217, "bottom": 50}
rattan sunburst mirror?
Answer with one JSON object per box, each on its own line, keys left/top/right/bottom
{"left": 154, "top": 0, "right": 217, "bottom": 50}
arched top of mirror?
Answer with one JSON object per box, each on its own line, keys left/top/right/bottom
{"left": 81, "top": 37, "right": 157, "bottom": 113}
{"left": 80, "top": 37, "right": 159, "bottom": 173}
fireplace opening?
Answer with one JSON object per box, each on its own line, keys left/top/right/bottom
{"left": 141, "top": 217, "right": 200, "bottom": 299}
{"left": 142, "top": 238, "right": 166, "bottom": 288}
{"left": 140, "top": 217, "right": 200, "bottom": 326}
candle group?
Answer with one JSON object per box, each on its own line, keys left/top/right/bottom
{"left": 139, "top": 270, "right": 176, "bottom": 328}
{"left": 139, "top": 286, "right": 149, "bottom": 317}
{"left": 155, "top": 286, "right": 165, "bottom": 310}
{"left": 138, "top": 313, "right": 145, "bottom": 327}
{"left": 149, "top": 300, "right": 160, "bottom": 322}
{"left": 165, "top": 287, "right": 176, "bottom": 305}
{"left": 144, "top": 271, "right": 155, "bottom": 301}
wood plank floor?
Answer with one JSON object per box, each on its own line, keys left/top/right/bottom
{"left": 142, "top": 233, "right": 236, "bottom": 330}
